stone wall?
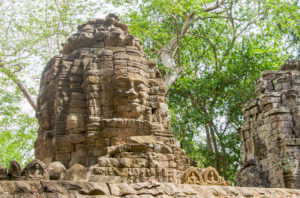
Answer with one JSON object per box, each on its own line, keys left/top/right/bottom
{"left": 236, "top": 60, "right": 300, "bottom": 188}
{"left": 1, "top": 180, "right": 300, "bottom": 197}
{"left": 0, "top": 159, "right": 299, "bottom": 197}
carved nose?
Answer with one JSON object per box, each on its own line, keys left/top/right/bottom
{"left": 126, "top": 88, "right": 138, "bottom": 97}
{"left": 125, "top": 82, "right": 138, "bottom": 97}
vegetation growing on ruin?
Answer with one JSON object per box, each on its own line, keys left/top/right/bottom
{"left": 0, "top": 0, "right": 299, "bottom": 181}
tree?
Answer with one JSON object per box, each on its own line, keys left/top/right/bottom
{"left": 0, "top": 0, "right": 102, "bottom": 167}
{"left": 107, "top": 0, "right": 299, "bottom": 181}
{"left": 0, "top": 77, "right": 37, "bottom": 167}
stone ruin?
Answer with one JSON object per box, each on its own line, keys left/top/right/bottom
{"left": 236, "top": 60, "right": 300, "bottom": 189}
{"left": 0, "top": 14, "right": 300, "bottom": 197}
{"left": 33, "top": 13, "right": 228, "bottom": 185}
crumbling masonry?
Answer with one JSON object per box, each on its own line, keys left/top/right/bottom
{"left": 34, "top": 14, "right": 227, "bottom": 185}
{"left": 236, "top": 60, "right": 300, "bottom": 188}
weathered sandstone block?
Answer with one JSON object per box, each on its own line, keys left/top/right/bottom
{"left": 0, "top": 180, "right": 299, "bottom": 197}
{"left": 8, "top": 160, "right": 21, "bottom": 179}
{"left": 48, "top": 161, "right": 66, "bottom": 180}
{"left": 65, "top": 164, "right": 87, "bottom": 182}
{"left": 21, "top": 159, "right": 48, "bottom": 180}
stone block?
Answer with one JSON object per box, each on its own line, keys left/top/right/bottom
{"left": 48, "top": 162, "right": 66, "bottom": 180}
{"left": 8, "top": 160, "right": 21, "bottom": 178}
{"left": 66, "top": 114, "right": 85, "bottom": 133}
{"left": 109, "top": 183, "right": 136, "bottom": 196}
{"left": 65, "top": 164, "right": 87, "bottom": 181}
{"left": 56, "top": 153, "right": 71, "bottom": 161}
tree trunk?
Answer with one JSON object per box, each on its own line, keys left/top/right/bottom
{"left": 208, "top": 123, "right": 220, "bottom": 172}
{"left": 162, "top": 13, "right": 195, "bottom": 93}
{"left": 0, "top": 62, "right": 37, "bottom": 111}
{"left": 14, "top": 80, "right": 37, "bottom": 111}
{"left": 161, "top": 1, "right": 226, "bottom": 91}
{"left": 220, "top": 141, "right": 227, "bottom": 178}
{"left": 205, "top": 124, "right": 213, "bottom": 153}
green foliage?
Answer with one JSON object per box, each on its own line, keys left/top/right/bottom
{"left": 0, "top": 78, "right": 37, "bottom": 168}
{"left": 108, "top": 0, "right": 299, "bottom": 182}
{"left": 0, "top": 0, "right": 101, "bottom": 168}
{"left": 168, "top": 32, "right": 285, "bottom": 181}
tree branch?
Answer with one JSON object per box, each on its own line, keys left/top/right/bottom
{"left": 14, "top": 79, "right": 37, "bottom": 111}
{"left": 161, "top": 0, "right": 226, "bottom": 92}
{"left": 162, "top": 13, "right": 195, "bottom": 93}
{"left": 0, "top": 61, "right": 37, "bottom": 111}
{"left": 202, "top": 0, "right": 225, "bottom": 12}
{"left": 208, "top": 122, "right": 220, "bottom": 172}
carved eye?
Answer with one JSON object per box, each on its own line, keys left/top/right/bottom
{"left": 136, "top": 83, "right": 146, "bottom": 91}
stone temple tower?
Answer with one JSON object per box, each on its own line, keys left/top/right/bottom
{"left": 236, "top": 60, "right": 300, "bottom": 189}
{"left": 34, "top": 14, "right": 191, "bottom": 183}
{"left": 35, "top": 14, "right": 228, "bottom": 184}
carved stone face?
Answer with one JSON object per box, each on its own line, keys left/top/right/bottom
{"left": 35, "top": 17, "right": 174, "bottom": 168}
{"left": 113, "top": 70, "right": 149, "bottom": 120}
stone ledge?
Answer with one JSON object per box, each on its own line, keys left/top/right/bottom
{"left": 0, "top": 181, "right": 299, "bottom": 197}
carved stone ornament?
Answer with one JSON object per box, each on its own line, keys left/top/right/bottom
{"left": 182, "top": 167, "right": 204, "bottom": 185}
{"left": 21, "top": 159, "right": 49, "bottom": 180}
{"left": 182, "top": 166, "right": 229, "bottom": 185}
{"left": 203, "top": 166, "right": 229, "bottom": 185}
{"left": 0, "top": 165, "right": 7, "bottom": 179}
{"left": 48, "top": 161, "right": 66, "bottom": 180}
{"left": 8, "top": 160, "right": 21, "bottom": 178}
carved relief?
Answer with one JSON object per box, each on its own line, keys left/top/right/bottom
{"left": 8, "top": 160, "right": 21, "bottom": 178}
{"left": 203, "top": 166, "right": 222, "bottom": 185}
{"left": 35, "top": 14, "right": 174, "bottom": 168}
{"left": 182, "top": 167, "right": 204, "bottom": 185}
{"left": 182, "top": 167, "right": 229, "bottom": 186}
{"left": 21, "top": 159, "right": 49, "bottom": 180}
